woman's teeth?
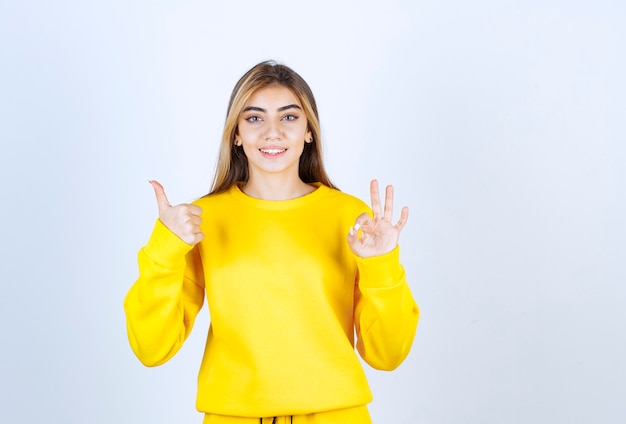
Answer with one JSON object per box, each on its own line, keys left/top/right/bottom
{"left": 260, "top": 149, "right": 286, "bottom": 155}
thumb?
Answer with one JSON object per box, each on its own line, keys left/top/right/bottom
{"left": 149, "top": 180, "right": 171, "bottom": 213}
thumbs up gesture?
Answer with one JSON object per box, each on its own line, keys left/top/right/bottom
{"left": 149, "top": 180, "right": 204, "bottom": 246}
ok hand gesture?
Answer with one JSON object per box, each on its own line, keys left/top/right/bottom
{"left": 149, "top": 180, "right": 204, "bottom": 246}
{"left": 347, "top": 179, "right": 409, "bottom": 258}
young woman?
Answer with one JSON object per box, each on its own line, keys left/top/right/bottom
{"left": 124, "top": 60, "right": 419, "bottom": 424}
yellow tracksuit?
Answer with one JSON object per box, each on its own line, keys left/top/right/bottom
{"left": 124, "top": 183, "right": 419, "bottom": 421}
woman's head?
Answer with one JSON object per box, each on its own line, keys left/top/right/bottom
{"left": 209, "top": 60, "right": 335, "bottom": 194}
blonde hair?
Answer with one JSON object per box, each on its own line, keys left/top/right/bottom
{"left": 207, "top": 60, "right": 336, "bottom": 195}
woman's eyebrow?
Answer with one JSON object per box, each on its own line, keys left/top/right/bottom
{"left": 243, "top": 104, "right": 302, "bottom": 113}
{"left": 277, "top": 104, "right": 302, "bottom": 112}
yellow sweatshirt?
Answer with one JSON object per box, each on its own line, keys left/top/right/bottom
{"left": 124, "top": 183, "right": 419, "bottom": 417}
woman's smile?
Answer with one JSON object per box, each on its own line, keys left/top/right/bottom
{"left": 259, "top": 146, "right": 287, "bottom": 158}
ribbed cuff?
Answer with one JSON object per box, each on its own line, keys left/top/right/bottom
{"left": 142, "top": 219, "right": 194, "bottom": 268}
{"left": 355, "top": 246, "right": 405, "bottom": 289}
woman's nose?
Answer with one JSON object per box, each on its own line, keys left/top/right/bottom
{"left": 264, "top": 118, "right": 281, "bottom": 140}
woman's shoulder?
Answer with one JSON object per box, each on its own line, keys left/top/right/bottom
{"left": 192, "top": 185, "right": 237, "bottom": 208}
{"left": 320, "top": 185, "right": 370, "bottom": 213}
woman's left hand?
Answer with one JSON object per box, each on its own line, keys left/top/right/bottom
{"left": 347, "top": 179, "right": 409, "bottom": 258}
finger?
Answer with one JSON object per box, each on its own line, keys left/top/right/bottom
{"left": 193, "top": 232, "right": 205, "bottom": 244}
{"left": 353, "top": 212, "right": 371, "bottom": 230}
{"left": 347, "top": 226, "right": 358, "bottom": 243}
{"left": 346, "top": 225, "right": 364, "bottom": 256}
{"left": 348, "top": 213, "right": 371, "bottom": 240}
{"left": 395, "top": 206, "right": 409, "bottom": 232}
{"left": 185, "top": 231, "right": 204, "bottom": 246}
{"left": 384, "top": 184, "right": 394, "bottom": 221}
{"left": 188, "top": 204, "right": 203, "bottom": 216}
{"left": 190, "top": 214, "right": 203, "bottom": 226}
{"left": 370, "top": 179, "right": 382, "bottom": 219}
{"left": 149, "top": 180, "right": 171, "bottom": 213}
{"left": 177, "top": 203, "right": 202, "bottom": 218}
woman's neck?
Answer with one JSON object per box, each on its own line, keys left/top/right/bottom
{"left": 241, "top": 176, "right": 316, "bottom": 201}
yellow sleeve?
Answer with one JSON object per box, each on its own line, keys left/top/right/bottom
{"left": 354, "top": 246, "right": 419, "bottom": 370}
{"left": 123, "top": 219, "right": 205, "bottom": 367}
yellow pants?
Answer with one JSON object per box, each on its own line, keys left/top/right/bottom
{"left": 202, "top": 405, "right": 372, "bottom": 424}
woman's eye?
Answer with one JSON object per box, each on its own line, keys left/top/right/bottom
{"left": 282, "top": 114, "right": 297, "bottom": 121}
{"left": 246, "top": 116, "right": 261, "bottom": 123}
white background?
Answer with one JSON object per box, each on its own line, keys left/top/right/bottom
{"left": 1, "top": 1, "right": 624, "bottom": 423}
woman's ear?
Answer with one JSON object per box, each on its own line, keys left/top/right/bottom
{"left": 305, "top": 129, "right": 313, "bottom": 143}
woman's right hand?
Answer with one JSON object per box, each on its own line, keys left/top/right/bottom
{"left": 149, "top": 180, "right": 204, "bottom": 246}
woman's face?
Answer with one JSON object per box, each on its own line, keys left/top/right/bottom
{"left": 236, "top": 84, "right": 311, "bottom": 182}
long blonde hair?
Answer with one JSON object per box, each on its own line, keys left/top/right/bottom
{"left": 207, "top": 60, "right": 336, "bottom": 195}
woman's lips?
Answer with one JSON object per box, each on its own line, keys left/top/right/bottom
{"left": 259, "top": 147, "right": 287, "bottom": 158}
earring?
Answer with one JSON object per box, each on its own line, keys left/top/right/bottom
{"left": 306, "top": 137, "right": 313, "bottom": 143}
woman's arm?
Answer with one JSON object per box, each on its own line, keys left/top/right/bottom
{"left": 124, "top": 181, "right": 205, "bottom": 366}
{"left": 354, "top": 248, "right": 419, "bottom": 370}
{"left": 124, "top": 220, "right": 205, "bottom": 366}
{"left": 348, "top": 180, "right": 419, "bottom": 370}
